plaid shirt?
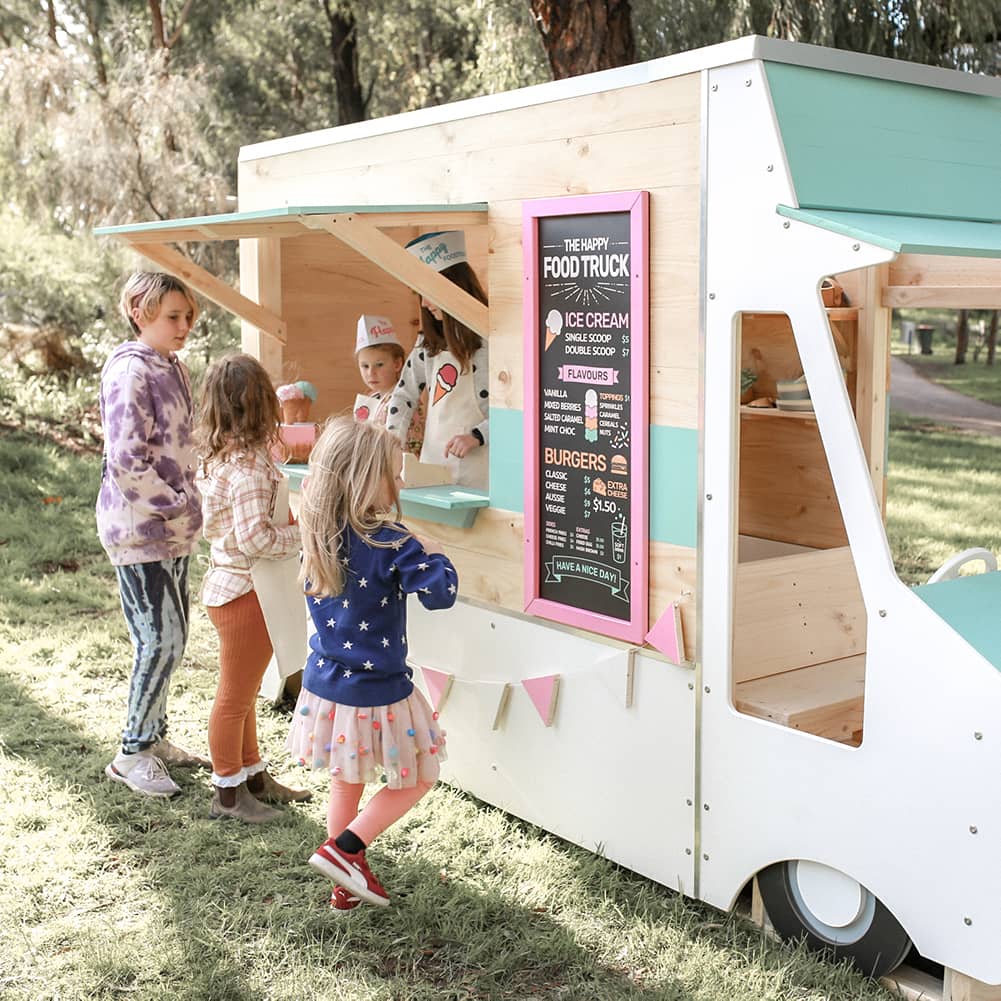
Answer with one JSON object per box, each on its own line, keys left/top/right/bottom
{"left": 198, "top": 449, "right": 301, "bottom": 607}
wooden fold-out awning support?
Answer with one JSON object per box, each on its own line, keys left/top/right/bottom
{"left": 94, "top": 204, "right": 490, "bottom": 344}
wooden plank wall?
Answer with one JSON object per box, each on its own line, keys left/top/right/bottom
{"left": 886, "top": 254, "right": 1001, "bottom": 308}
{"left": 732, "top": 546, "right": 866, "bottom": 684}
{"left": 238, "top": 72, "right": 703, "bottom": 638}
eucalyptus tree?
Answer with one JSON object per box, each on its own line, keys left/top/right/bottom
{"left": 631, "top": 0, "right": 1001, "bottom": 71}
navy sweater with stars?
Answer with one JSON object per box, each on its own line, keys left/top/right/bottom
{"left": 303, "top": 524, "right": 458, "bottom": 708}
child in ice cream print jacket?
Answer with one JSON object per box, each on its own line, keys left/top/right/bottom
{"left": 98, "top": 272, "right": 210, "bottom": 800}
{"left": 385, "top": 230, "right": 490, "bottom": 489}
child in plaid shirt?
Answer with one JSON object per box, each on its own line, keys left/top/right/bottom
{"left": 196, "top": 353, "right": 311, "bottom": 823}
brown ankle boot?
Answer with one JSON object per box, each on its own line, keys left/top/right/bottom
{"left": 250, "top": 769, "right": 313, "bottom": 804}
{"left": 209, "top": 782, "right": 282, "bottom": 824}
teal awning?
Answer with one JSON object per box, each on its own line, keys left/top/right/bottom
{"left": 93, "top": 203, "right": 488, "bottom": 242}
{"left": 765, "top": 62, "right": 1001, "bottom": 223}
{"left": 778, "top": 205, "right": 1001, "bottom": 259}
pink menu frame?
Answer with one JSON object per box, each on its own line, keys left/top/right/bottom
{"left": 522, "top": 190, "right": 649, "bottom": 643}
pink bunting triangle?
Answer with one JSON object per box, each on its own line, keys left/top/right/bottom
{"left": 645, "top": 600, "right": 685, "bottom": 664}
{"left": 420, "top": 666, "right": 454, "bottom": 711}
{"left": 521, "top": 674, "right": 560, "bottom": 726}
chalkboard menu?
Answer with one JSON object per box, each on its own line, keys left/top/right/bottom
{"left": 522, "top": 191, "right": 649, "bottom": 643}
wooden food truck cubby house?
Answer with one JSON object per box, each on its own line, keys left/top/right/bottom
{"left": 97, "top": 35, "right": 1001, "bottom": 999}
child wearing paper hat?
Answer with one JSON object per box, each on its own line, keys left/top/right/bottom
{"left": 353, "top": 315, "right": 422, "bottom": 444}
{"left": 384, "top": 231, "right": 490, "bottom": 489}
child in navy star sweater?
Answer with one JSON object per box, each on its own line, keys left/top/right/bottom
{"left": 286, "top": 416, "right": 457, "bottom": 910}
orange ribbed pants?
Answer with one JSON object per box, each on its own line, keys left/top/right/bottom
{"left": 328, "top": 776, "right": 434, "bottom": 845}
{"left": 206, "top": 589, "right": 272, "bottom": 780}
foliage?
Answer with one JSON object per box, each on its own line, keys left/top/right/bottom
{"left": 633, "top": 0, "right": 1001, "bottom": 69}
{"left": 0, "top": 211, "right": 122, "bottom": 334}
{"left": 0, "top": 40, "right": 231, "bottom": 234}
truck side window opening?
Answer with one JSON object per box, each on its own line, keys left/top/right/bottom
{"left": 731, "top": 312, "right": 866, "bottom": 746}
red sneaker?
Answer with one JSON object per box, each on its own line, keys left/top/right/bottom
{"left": 309, "top": 838, "right": 390, "bottom": 907}
{"left": 330, "top": 885, "right": 361, "bottom": 913}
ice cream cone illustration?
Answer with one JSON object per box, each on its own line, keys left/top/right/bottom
{"left": 544, "top": 309, "right": 563, "bottom": 351}
{"left": 433, "top": 363, "right": 458, "bottom": 405}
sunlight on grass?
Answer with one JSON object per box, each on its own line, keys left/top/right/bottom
{"left": 886, "top": 415, "right": 1001, "bottom": 584}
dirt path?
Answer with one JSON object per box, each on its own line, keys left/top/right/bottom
{"left": 889, "top": 356, "right": 1001, "bottom": 435}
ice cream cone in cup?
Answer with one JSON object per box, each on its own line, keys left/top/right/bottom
{"left": 281, "top": 399, "right": 309, "bottom": 423}
{"left": 276, "top": 380, "right": 318, "bottom": 424}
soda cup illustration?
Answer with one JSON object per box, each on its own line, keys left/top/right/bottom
{"left": 611, "top": 516, "right": 627, "bottom": 565}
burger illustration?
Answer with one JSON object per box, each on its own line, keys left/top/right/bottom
{"left": 610, "top": 454, "right": 628, "bottom": 477}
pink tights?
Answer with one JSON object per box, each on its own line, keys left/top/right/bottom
{"left": 327, "top": 776, "right": 434, "bottom": 846}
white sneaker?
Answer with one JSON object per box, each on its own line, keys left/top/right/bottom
{"left": 105, "top": 751, "right": 181, "bottom": 798}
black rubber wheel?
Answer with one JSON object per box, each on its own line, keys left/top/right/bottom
{"left": 757, "top": 861, "right": 912, "bottom": 978}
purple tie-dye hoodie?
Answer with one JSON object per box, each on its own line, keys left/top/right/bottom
{"left": 96, "top": 341, "right": 203, "bottom": 566}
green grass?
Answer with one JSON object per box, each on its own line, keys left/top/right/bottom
{"left": 885, "top": 413, "right": 1001, "bottom": 584}
{"left": 0, "top": 430, "right": 907, "bottom": 1000}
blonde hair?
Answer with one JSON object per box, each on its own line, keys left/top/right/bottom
{"left": 300, "top": 417, "right": 404, "bottom": 597}
{"left": 119, "top": 272, "right": 200, "bottom": 335}
{"left": 196, "top": 353, "right": 282, "bottom": 469}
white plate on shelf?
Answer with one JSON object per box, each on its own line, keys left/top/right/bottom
{"left": 775, "top": 398, "right": 815, "bottom": 412}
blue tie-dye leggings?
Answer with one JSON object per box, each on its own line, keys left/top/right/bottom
{"left": 114, "top": 557, "right": 191, "bottom": 755}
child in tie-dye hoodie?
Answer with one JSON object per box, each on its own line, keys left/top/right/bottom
{"left": 97, "top": 272, "right": 209, "bottom": 799}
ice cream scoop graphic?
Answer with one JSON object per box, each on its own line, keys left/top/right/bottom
{"left": 544, "top": 309, "right": 564, "bottom": 351}
{"left": 433, "top": 363, "right": 459, "bottom": 404}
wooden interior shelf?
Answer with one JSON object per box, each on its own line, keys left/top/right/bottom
{"left": 735, "top": 654, "right": 865, "bottom": 745}
{"left": 740, "top": 405, "right": 817, "bottom": 421}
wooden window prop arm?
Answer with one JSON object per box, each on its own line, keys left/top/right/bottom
{"left": 305, "top": 214, "right": 489, "bottom": 338}
{"left": 130, "top": 242, "right": 287, "bottom": 345}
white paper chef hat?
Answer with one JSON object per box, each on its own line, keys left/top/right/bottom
{"left": 355, "top": 314, "right": 402, "bottom": 353}
{"left": 405, "top": 230, "right": 467, "bottom": 272}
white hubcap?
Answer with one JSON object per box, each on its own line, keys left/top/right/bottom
{"left": 793, "top": 860, "right": 865, "bottom": 928}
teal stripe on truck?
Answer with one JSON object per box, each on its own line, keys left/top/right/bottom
{"left": 488, "top": 407, "right": 698, "bottom": 548}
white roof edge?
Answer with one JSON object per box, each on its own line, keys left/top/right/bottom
{"left": 240, "top": 34, "right": 1001, "bottom": 164}
{"left": 750, "top": 35, "right": 1001, "bottom": 98}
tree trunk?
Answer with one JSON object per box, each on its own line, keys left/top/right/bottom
{"left": 146, "top": 0, "right": 194, "bottom": 151}
{"left": 955, "top": 309, "right": 969, "bottom": 365}
{"left": 323, "top": 1, "right": 367, "bottom": 125}
{"left": 85, "top": 0, "right": 108, "bottom": 88}
{"left": 529, "top": 0, "right": 635, "bottom": 80}
{"left": 45, "top": 0, "right": 57, "bottom": 44}
{"left": 988, "top": 310, "right": 998, "bottom": 366}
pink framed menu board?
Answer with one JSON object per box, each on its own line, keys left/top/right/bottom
{"left": 522, "top": 190, "right": 649, "bottom": 643}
